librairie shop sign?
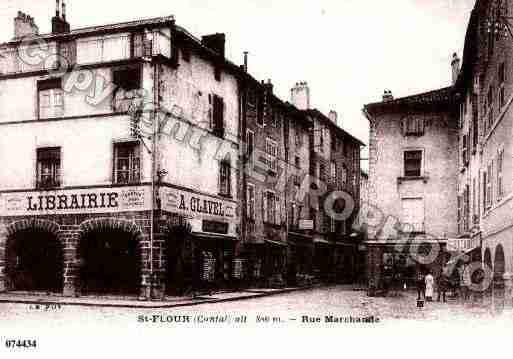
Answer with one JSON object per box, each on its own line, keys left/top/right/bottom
{"left": 0, "top": 186, "right": 151, "bottom": 216}
{"left": 160, "top": 187, "right": 237, "bottom": 220}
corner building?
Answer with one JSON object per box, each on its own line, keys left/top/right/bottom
{"left": 0, "top": 10, "right": 240, "bottom": 298}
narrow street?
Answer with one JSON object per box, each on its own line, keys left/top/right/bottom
{"left": 1, "top": 286, "right": 511, "bottom": 331}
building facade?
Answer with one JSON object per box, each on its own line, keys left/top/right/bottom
{"left": 363, "top": 88, "right": 458, "bottom": 289}
{"left": 453, "top": 0, "right": 513, "bottom": 300}
{"left": 290, "top": 83, "right": 364, "bottom": 284}
{"left": 0, "top": 8, "right": 241, "bottom": 298}
{"left": 0, "top": 5, "right": 365, "bottom": 298}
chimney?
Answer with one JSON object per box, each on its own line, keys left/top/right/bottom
{"left": 52, "top": 0, "right": 70, "bottom": 34}
{"left": 328, "top": 110, "right": 338, "bottom": 126}
{"left": 291, "top": 81, "right": 310, "bottom": 110}
{"left": 243, "top": 51, "right": 248, "bottom": 72}
{"left": 264, "top": 79, "right": 273, "bottom": 94}
{"left": 451, "top": 52, "right": 461, "bottom": 85}
{"left": 201, "top": 33, "right": 225, "bottom": 58}
{"left": 382, "top": 90, "right": 394, "bottom": 102}
{"left": 13, "top": 11, "right": 39, "bottom": 39}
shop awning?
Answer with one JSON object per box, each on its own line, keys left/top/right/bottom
{"left": 264, "top": 239, "right": 288, "bottom": 247}
{"left": 313, "top": 238, "right": 331, "bottom": 245}
{"left": 192, "top": 232, "right": 238, "bottom": 241}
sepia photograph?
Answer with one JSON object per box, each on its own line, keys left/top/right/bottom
{"left": 0, "top": 0, "right": 511, "bottom": 356}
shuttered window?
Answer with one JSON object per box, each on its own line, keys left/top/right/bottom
{"left": 404, "top": 150, "right": 422, "bottom": 177}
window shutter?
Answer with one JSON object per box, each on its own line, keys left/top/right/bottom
{"left": 208, "top": 94, "right": 213, "bottom": 129}
{"left": 275, "top": 196, "right": 281, "bottom": 225}
{"left": 263, "top": 191, "right": 268, "bottom": 223}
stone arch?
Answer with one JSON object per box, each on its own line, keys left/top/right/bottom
{"left": 5, "top": 218, "right": 60, "bottom": 238}
{"left": 494, "top": 244, "right": 505, "bottom": 278}
{"left": 493, "top": 244, "right": 505, "bottom": 297}
{"left": 79, "top": 217, "right": 142, "bottom": 239}
{"left": 483, "top": 248, "right": 493, "bottom": 294}
{"left": 2, "top": 218, "right": 63, "bottom": 293}
{"left": 77, "top": 217, "right": 144, "bottom": 296}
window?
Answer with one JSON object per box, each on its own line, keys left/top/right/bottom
{"left": 402, "top": 117, "right": 425, "bottom": 136}
{"left": 37, "top": 147, "right": 61, "bottom": 189}
{"left": 295, "top": 156, "right": 301, "bottom": 169}
{"left": 464, "top": 185, "right": 470, "bottom": 232}
{"left": 38, "top": 79, "right": 64, "bottom": 119}
{"left": 219, "top": 158, "right": 231, "bottom": 197}
{"left": 331, "top": 132, "right": 337, "bottom": 151}
{"left": 319, "top": 163, "right": 326, "bottom": 182}
{"left": 212, "top": 94, "right": 225, "bottom": 137}
{"left": 499, "top": 62, "right": 506, "bottom": 109}
{"left": 113, "top": 66, "right": 141, "bottom": 91}
{"left": 330, "top": 161, "right": 337, "bottom": 183}
{"left": 472, "top": 178, "right": 477, "bottom": 223}
{"left": 401, "top": 198, "right": 424, "bottom": 233}
{"left": 246, "top": 130, "right": 254, "bottom": 164}
{"left": 487, "top": 87, "right": 494, "bottom": 130}
{"left": 263, "top": 191, "right": 280, "bottom": 225}
{"left": 247, "top": 184, "right": 255, "bottom": 221}
{"left": 319, "top": 126, "right": 324, "bottom": 152}
{"left": 497, "top": 148, "right": 504, "bottom": 201}
{"left": 112, "top": 65, "right": 142, "bottom": 112}
{"left": 462, "top": 134, "right": 469, "bottom": 167}
{"left": 257, "top": 94, "right": 264, "bottom": 126}
{"left": 457, "top": 195, "right": 462, "bottom": 233}
{"left": 114, "top": 142, "right": 141, "bottom": 184}
{"left": 404, "top": 150, "right": 422, "bottom": 177}
{"left": 341, "top": 164, "right": 348, "bottom": 185}
{"left": 295, "top": 129, "right": 303, "bottom": 147}
{"left": 472, "top": 94, "right": 479, "bottom": 151}
{"left": 483, "top": 171, "right": 488, "bottom": 212}
{"left": 247, "top": 88, "right": 256, "bottom": 108}
{"left": 266, "top": 138, "right": 278, "bottom": 173}
{"left": 485, "top": 163, "right": 492, "bottom": 209}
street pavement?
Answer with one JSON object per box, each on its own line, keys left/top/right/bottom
{"left": 1, "top": 286, "right": 511, "bottom": 331}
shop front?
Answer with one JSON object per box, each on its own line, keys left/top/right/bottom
{"left": 366, "top": 240, "right": 448, "bottom": 295}
{"left": 0, "top": 185, "right": 153, "bottom": 297}
{"left": 160, "top": 186, "right": 239, "bottom": 295}
{"left": 287, "top": 232, "right": 314, "bottom": 286}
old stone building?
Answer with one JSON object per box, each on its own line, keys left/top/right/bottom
{"left": 363, "top": 87, "right": 458, "bottom": 289}
{"left": 0, "top": 5, "right": 240, "bottom": 298}
{"left": 453, "top": 0, "right": 513, "bottom": 300}
{"left": 363, "top": 0, "right": 513, "bottom": 301}
{"left": 291, "top": 83, "right": 364, "bottom": 283}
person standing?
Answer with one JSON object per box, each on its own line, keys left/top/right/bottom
{"left": 460, "top": 265, "right": 471, "bottom": 302}
{"left": 437, "top": 272, "right": 449, "bottom": 303}
{"left": 425, "top": 271, "right": 435, "bottom": 302}
{"left": 416, "top": 271, "right": 425, "bottom": 300}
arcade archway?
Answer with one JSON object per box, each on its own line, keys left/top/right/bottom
{"left": 5, "top": 227, "right": 63, "bottom": 293}
{"left": 78, "top": 220, "right": 142, "bottom": 295}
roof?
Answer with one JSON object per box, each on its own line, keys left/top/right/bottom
{"left": 1, "top": 15, "right": 177, "bottom": 47}
{"left": 306, "top": 108, "right": 365, "bottom": 146}
{"left": 363, "top": 86, "right": 454, "bottom": 116}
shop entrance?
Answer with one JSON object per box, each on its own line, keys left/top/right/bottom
{"left": 78, "top": 229, "right": 140, "bottom": 295}
{"left": 5, "top": 228, "right": 63, "bottom": 293}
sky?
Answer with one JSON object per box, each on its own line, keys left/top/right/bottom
{"left": 0, "top": 0, "right": 476, "bottom": 159}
